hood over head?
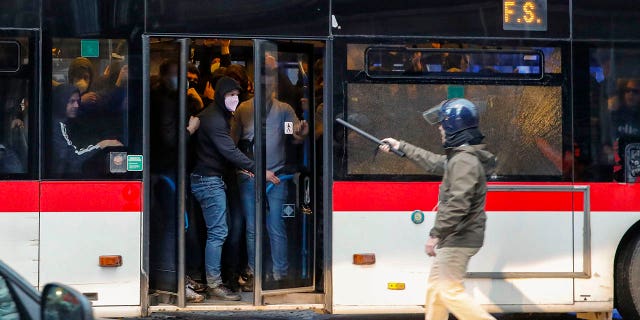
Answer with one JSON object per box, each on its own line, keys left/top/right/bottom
{"left": 214, "top": 76, "right": 241, "bottom": 115}
{"left": 52, "top": 84, "right": 80, "bottom": 120}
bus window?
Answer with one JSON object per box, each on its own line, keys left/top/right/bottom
{"left": 343, "top": 83, "right": 563, "bottom": 179}
{"left": 575, "top": 47, "right": 640, "bottom": 182}
{"left": 0, "top": 37, "right": 31, "bottom": 177}
{"left": 45, "top": 38, "right": 136, "bottom": 179}
{"left": 365, "top": 48, "right": 544, "bottom": 80}
{"left": 348, "top": 42, "right": 562, "bottom": 74}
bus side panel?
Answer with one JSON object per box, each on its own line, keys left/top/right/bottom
{"left": 39, "top": 182, "right": 142, "bottom": 306}
{"left": 574, "top": 211, "right": 640, "bottom": 303}
{"left": 573, "top": 183, "right": 640, "bottom": 302}
{"left": 0, "top": 181, "right": 39, "bottom": 286}
{"left": 470, "top": 212, "right": 574, "bottom": 273}
{"left": 332, "top": 211, "right": 574, "bottom": 307}
{"left": 332, "top": 181, "right": 578, "bottom": 308}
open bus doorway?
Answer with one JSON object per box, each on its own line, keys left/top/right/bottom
{"left": 145, "top": 37, "right": 326, "bottom": 309}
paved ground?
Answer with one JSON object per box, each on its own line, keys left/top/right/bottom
{"left": 126, "top": 310, "right": 608, "bottom": 320}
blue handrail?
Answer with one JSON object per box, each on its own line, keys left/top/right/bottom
{"left": 159, "top": 175, "right": 189, "bottom": 231}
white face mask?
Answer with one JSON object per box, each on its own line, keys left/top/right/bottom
{"left": 224, "top": 95, "right": 239, "bottom": 112}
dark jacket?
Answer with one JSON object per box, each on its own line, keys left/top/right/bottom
{"left": 399, "top": 141, "right": 496, "bottom": 248}
{"left": 50, "top": 85, "right": 102, "bottom": 176}
{"left": 192, "top": 77, "right": 254, "bottom": 176}
{"left": 150, "top": 79, "right": 180, "bottom": 172}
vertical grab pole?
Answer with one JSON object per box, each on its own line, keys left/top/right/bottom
{"left": 176, "top": 38, "right": 190, "bottom": 308}
{"left": 141, "top": 35, "right": 151, "bottom": 315}
{"left": 253, "top": 39, "right": 266, "bottom": 305}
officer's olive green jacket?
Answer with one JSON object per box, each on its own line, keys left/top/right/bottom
{"left": 399, "top": 141, "right": 496, "bottom": 248}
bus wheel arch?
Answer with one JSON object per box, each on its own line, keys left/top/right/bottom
{"left": 614, "top": 219, "right": 640, "bottom": 319}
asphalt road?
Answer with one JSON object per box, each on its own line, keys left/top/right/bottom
{"left": 127, "top": 311, "right": 609, "bottom": 320}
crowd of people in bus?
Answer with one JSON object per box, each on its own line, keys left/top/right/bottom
{"left": 47, "top": 42, "right": 129, "bottom": 177}
{"left": 580, "top": 50, "right": 640, "bottom": 182}
{"left": 148, "top": 40, "right": 317, "bottom": 302}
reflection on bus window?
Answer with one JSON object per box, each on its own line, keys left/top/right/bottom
{"left": 46, "top": 39, "right": 129, "bottom": 179}
{"left": 0, "top": 37, "right": 30, "bottom": 176}
{"left": 576, "top": 48, "right": 640, "bottom": 182}
{"left": 343, "top": 83, "right": 563, "bottom": 179}
{"left": 349, "top": 42, "right": 561, "bottom": 74}
{"left": 366, "top": 47, "right": 544, "bottom": 80}
{"left": 0, "top": 82, "right": 29, "bottom": 174}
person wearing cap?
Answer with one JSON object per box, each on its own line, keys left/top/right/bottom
{"left": 380, "top": 98, "right": 497, "bottom": 320}
{"left": 190, "top": 76, "right": 254, "bottom": 301}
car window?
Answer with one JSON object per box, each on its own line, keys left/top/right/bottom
{"left": 0, "top": 276, "right": 21, "bottom": 320}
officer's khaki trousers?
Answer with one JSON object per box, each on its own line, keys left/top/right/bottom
{"left": 425, "top": 247, "right": 496, "bottom": 320}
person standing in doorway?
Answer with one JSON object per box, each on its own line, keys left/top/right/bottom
{"left": 190, "top": 77, "right": 253, "bottom": 301}
{"left": 380, "top": 98, "right": 496, "bottom": 320}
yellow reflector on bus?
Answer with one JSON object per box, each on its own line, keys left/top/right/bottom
{"left": 99, "top": 255, "right": 122, "bottom": 267}
{"left": 352, "top": 253, "right": 376, "bottom": 265}
{"left": 387, "top": 282, "right": 406, "bottom": 290}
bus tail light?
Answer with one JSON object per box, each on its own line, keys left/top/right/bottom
{"left": 353, "top": 253, "right": 376, "bottom": 265}
{"left": 99, "top": 255, "right": 122, "bottom": 267}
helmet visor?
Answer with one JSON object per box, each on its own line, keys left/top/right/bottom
{"left": 422, "top": 105, "right": 444, "bottom": 125}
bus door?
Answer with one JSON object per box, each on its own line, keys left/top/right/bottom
{"left": 0, "top": 29, "right": 39, "bottom": 287}
{"left": 254, "top": 40, "right": 319, "bottom": 301}
{"left": 145, "top": 37, "right": 323, "bottom": 307}
{"left": 146, "top": 37, "right": 190, "bottom": 307}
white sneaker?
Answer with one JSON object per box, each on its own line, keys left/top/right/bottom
{"left": 186, "top": 286, "right": 204, "bottom": 303}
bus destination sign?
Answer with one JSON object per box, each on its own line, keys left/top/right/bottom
{"left": 503, "top": 0, "right": 547, "bottom": 31}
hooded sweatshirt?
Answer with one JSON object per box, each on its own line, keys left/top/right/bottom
{"left": 399, "top": 140, "right": 496, "bottom": 248}
{"left": 192, "top": 77, "right": 254, "bottom": 176}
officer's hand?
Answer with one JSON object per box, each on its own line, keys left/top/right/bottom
{"left": 425, "top": 237, "right": 439, "bottom": 257}
{"left": 379, "top": 138, "right": 400, "bottom": 153}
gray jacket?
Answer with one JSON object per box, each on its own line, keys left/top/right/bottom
{"left": 399, "top": 141, "right": 496, "bottom": 248}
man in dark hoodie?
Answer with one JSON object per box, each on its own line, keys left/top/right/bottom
{"left": 380, "top": 98, "right": 496, "bottom": 320}
{"left": 191, "top": 77, "right": 278, "bottom": 300}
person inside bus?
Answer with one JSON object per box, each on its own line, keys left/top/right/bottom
{"left": 225, "top": 64, "right": 254, "bottom": 103}
{"left": 443, "top": 53, "right": 469, "bottom": 72}
{"left": 190, "top": 76, "right": 256, "bottom": 301}
{"left": 149, "top": 58, "right": 204, "bottom": 302}
{"left": 65, "top": 57, "right": 102, "bottom": 147}
{"left": 379, "top": 98, "right": 496, "bottom": 320}
{"left": 93, "top": 59, "right": 129, "bottom": 142}
{"left": 50, "top": 84, "right": 123, "bottom": 177}
{"left": 232, "top": 69, "right": 309, "bottom": 291}
{"left": 194, "top": 39, "right": 232, "bottom": 87}
{"left": 608, "top": 79, "right": 640, "bottom": 181}
{"left": 187, "top": 63, "right": 212, "bottom": 113}
{"left": 8, "top": 96, "right": 28, "bottom": 172}
{"left": 212, "top": 63, "right": 253, "bottom": 292}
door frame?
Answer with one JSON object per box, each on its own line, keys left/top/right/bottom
{"left": 142, "top": 34, "right": 330, "bottom": 309}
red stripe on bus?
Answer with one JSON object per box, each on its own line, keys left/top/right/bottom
{"left": 0, "top": 181, "right": 39, "bottom": 212}
{"left": 332, "top": 182, "right": 640, "bottom": 212}
{"left": 41, "top": 181, "right": 142, "bottom": 212}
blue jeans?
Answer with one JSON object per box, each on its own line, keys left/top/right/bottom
{"left": 190, "top": 174, "right": 228, "bottom": 287}
{"left": 237, "top": 173, "right": 289, "bottom": 278}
